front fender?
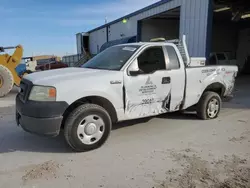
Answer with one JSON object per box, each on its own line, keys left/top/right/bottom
{"left": 57, "top": 88, "right": 123, "bottom": 111}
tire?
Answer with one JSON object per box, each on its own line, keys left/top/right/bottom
{"left": 196, "top": 91, "right": 222, "bottom": 120}
{"left": 64, "top": 103, "right": 112, "bottom": 152}
{"left": 0, "top": 65, "right": 14, "bottom": 97}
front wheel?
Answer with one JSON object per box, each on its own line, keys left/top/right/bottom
{"left": 196, "top": 91, "right": 222, "bottom": 120}
{"left": 64, "top": 103, "right": 112, "bottom": 152}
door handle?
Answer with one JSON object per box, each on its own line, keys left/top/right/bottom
{"left": 162, "top": 77, "right": 171, "bottom": 84}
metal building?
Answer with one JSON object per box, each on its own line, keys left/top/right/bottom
{"left": 76, "top": 0, "right": 250, "bottom": 73}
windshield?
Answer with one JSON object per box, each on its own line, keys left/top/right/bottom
{"left": 82, "top": 45, "right": 140, "bottom": 71}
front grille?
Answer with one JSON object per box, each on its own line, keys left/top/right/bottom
{"left": 19, "top": 82, "right": 26, "bottom": 97}
{"left": 19, "top": 79, "right": 33, "bottom": 102}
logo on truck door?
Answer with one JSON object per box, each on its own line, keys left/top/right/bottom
{"left": 126, "top": 76, "right": 173, "bottom": 117}
{"left": 145, "top": 76, "right": 153, "bottom": 85}
{"left": 139, "top": 76, "right": 157, "bottom": 95}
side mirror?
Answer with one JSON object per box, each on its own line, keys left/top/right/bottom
{"left": 128, "top": 59, "right": 141, "bottom": 76}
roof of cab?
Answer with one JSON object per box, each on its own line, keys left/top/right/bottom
{"left": 116, "top": 41, "right": 172, "bottom": 46}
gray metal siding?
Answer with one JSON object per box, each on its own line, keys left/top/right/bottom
{"left": 88, "top": 0, "right": 174, "bottom": 33}
{"left": 88, "top": 0, "right": 210, "bottom": 57}
{"left": 180, "top": 0, "right": 210, "bottom": 57}
{"left": 107, "top": 0, "right": 182, "bottom": 47}
{"left": 89, "top": 0, "right": 182, "bottom": 55}
{"left": 89, "top": 28, "right": 107, "bottom": 55}
{"left": 76, "top": 33, "right": 82, "bottom": 54}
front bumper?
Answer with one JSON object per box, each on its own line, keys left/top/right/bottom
{"left": 16, "top": 112, "right": 63, "bottom": 137}
{"left": 16, "top": 93, "right": 68, "bottom": 137}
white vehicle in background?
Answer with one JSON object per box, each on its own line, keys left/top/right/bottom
{"left": 16, "top": 36, "right": 238, "bottom": 152}
{"left": 21, "top": 59, "right": 37, "bottom": 72}
{"left": 25, "top": 60, "right": 37, "bottom": 72}
{"left": 209, "top": 52, "right": 237, "bottom": 66}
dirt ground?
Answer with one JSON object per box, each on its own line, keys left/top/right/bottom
{"left": 0, "top": 76, "right": 249, "bottom": 188}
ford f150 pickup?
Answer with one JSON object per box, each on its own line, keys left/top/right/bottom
{"left": 16, "top": 36, "right": 238, "bottom": 152}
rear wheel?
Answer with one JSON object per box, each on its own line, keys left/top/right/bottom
{"left": 0, "top": 65, "right": 14, "bottom": 97}
{"left": 196, "top": 91, "right": 222, "bottom": 120}
{"left": 64, "top": 103, "right": 112, "bottom": 152}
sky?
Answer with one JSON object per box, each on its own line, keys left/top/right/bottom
{"left": 1, "top": 0, "right": 159, "bottom": 57}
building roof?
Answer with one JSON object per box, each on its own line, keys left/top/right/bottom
{"left": 87, "top": 0, "right": 172, "bottom": 33}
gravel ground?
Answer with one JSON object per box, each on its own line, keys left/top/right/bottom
{"left": 0, "top": 77, "right": 249, "bottom": 188}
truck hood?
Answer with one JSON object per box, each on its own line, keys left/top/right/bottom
{"left": 24, "top": 67, "right": 122, "bottom": 86}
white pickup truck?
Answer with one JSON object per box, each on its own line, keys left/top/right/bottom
{"left": 16, "top": 36, "right": 238, "bottom": 152}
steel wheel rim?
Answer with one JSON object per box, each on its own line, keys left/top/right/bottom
{"left": 207, "top": 98, "right": 219, "bottom": 118}
{"left": 77, "top": 115, "right": 105, "bottom": 145}
{"left": 0, "top": 75, "right": 3, "bottom": 88}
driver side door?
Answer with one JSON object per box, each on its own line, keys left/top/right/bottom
{"left": 124, "top": 45, "right": 172, "bottom": 119}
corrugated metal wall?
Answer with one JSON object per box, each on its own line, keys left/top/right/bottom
{"left": 108, "top": 17, "right": 138, "bottom": 41}
{"left": 76, "top": 33, "right": 82, "bottom": 54}
{"left": 89, "top": 28, "right": 107, "bottom": 55}
{"left": 62, "top": 54, "right": 82, "bottom": 67}
{"left": 179, "top": 0, "right": 210, "bottom": 57}
{"left": 88, "top": 0, "right": 211, "bottom": 57}
{"left": 108, "top": 0, "right": 182, "bottom": 42}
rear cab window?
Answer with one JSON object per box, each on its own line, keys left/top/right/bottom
{"left": 164, "top": 46, "right": 180, "bottom": 70}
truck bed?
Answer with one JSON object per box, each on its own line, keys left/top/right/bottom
{"left": 183, "top": 65, "right": 238, "bottom": 109}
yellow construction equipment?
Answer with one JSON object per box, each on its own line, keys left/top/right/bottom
{"left": 0, "top": 45, "right": 31, "bottom": 97}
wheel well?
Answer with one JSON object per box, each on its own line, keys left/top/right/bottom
{"left": 203, "top": 83, "right": 226, "bottom": 97}
{"left": 61, "top": 96, "right": 118, "bottom": 128}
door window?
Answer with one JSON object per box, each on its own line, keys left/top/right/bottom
{"left": 165, "top": 46, "right": 180, "bottom": 69}
{"left": 137, "top": 46, "right": 166, "bottom": 74}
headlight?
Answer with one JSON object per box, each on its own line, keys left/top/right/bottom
{"left": 29, "top": 86, "right": 56, "bottom": 101}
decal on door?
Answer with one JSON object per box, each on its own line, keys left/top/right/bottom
{"left": 139, "top": 77, "right": 157, "bottom": 95}
{"left": 126, "top": 76, "right": 172, "bottom": 117}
